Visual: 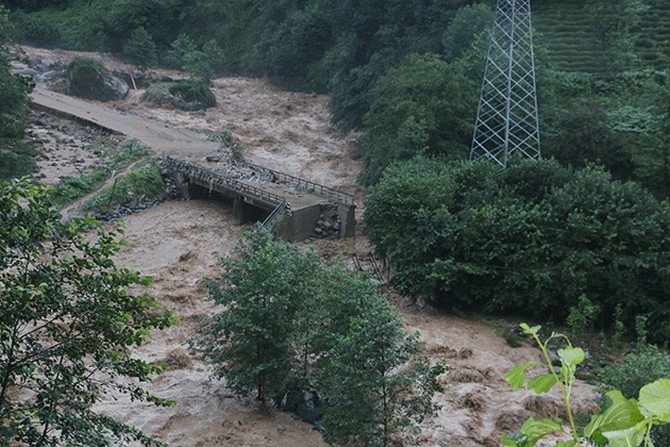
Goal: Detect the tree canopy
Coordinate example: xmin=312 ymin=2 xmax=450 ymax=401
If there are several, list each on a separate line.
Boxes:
xmin=0 ymin=7 xmax=36 ymax=180
xmin=0 ymin=178 xmax=176 ymax=446
xmin=364 ymin=157 xmax=670 ymax=343
xmin=195 ymin=227 xmax=444 ymax=447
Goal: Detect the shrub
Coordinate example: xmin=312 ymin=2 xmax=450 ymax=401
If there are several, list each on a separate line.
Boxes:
xmin=364 ymin=158 xmax=670 ymax=342
xmin=599 ymin=346 xmax=670 ymax=446
xmin=8 ymin=10 xmax=61 ymax=46
xmin=50 ymin=167 xmax=109 ymax=207
xmin=143 ymin=80 xmax=215 ymax=110
xmin=600 ymin=346 xmax=670 ymax=399
xmin=168 ymin=79 xmax=215 ymax=108
xmin=83 ymin=163 xmax=164 ymax=212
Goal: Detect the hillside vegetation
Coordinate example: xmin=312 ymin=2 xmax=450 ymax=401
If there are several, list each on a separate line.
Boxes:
xmin=4 ymin=0 xmax=670 ymax=361
xmin=533 ymin=0 xmax=670 ymax=73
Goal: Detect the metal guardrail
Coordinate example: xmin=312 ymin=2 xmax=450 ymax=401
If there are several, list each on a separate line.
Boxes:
xmin=262 ymin=200 xmax=291 ymax=231
xmin=163 ymin=156 xmax=285 ymax=207
xmin=244 ymin=162 xmax=355 ymax=205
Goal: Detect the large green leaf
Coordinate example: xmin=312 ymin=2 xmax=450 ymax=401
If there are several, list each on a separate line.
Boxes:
xmin=585 ymin=390 xmax=645 ymax=440
xmin=600 ymin=426 xmax=646 ymax=447
xmin=558 ymin=346 xmax=585 ymax=368
xmin=519 ymin=417 xmax=564 ymax=446
xmin=528 ymin=373 xmax=558 ymax=394
xmin=638 ymin=378 xmax=670 ymax=422
xmin=504 ymin=361 xmax=539 ymax=389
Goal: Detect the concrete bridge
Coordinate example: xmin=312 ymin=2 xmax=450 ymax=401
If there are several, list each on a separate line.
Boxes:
xmin=164 ymin=156 xmax=355 ymax=241
xmin=30 ymin=87 xmax=356 ymax=241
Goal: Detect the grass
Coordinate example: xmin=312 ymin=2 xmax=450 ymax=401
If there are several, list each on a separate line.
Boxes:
xmin=47 ymin=139 xmax=167 ymax=216
xmin=49 ymin=167 xmax=109 ymax=207
xmin=109 ymin=140 xmax=151 ymax=169
xmin=83 ymin=162 xmax=165 ymax=213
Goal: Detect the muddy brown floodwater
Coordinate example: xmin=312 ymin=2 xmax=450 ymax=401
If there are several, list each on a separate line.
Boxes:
xmin=16 ymin=45 xmax=598 ymax=447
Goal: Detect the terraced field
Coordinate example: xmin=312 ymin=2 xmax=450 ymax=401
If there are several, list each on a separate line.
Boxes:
xmin=532 ymin=0 xmax=670 ymax=73
xmin=635 ymin=0 xmax=670 ymax=70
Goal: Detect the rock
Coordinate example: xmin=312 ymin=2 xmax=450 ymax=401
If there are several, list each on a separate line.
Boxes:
xmin=66 ymin=57 xmax=129 ymax=102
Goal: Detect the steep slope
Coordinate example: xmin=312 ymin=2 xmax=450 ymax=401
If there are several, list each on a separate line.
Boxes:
xmin=634 ymin=0 xmax=670 ymax=70
xmin=532 ymin=0 xmax=602 ymax=74
xmin=532 ymin=0 xmax=670 ymax=73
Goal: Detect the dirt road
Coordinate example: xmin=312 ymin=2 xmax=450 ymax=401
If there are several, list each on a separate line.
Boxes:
xmin=31 ymin=87 xmax=219 ymax=159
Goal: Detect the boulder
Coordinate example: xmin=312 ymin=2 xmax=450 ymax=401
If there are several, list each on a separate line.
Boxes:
xmin=66 ymin=56 xmax=128 ymax=102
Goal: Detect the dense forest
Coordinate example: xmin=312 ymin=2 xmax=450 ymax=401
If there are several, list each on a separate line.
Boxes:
xmin=2 ymin=0 xmax=670 ymax=341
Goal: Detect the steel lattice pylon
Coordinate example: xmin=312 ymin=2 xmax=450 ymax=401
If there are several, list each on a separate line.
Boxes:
xmin=470 ymin=0 xmax=540 ymax=167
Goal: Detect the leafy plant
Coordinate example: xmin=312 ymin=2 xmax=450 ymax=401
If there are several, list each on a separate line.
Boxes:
xmin=599 ymin=345 xmax=670 ymax=446
xmin=503 ymin=323 xmax=670 ymax=447
xmin=83 ymin=163 xmax=164 ymax=212
xmin=0 ymin=177 xmax=176 ymax=446
xmin=503 ymin=323 xmax=586 ymax=446
xmin=50 ymin=167 xmax=108 ymax=207
xmin=566 ymin=295 xmax=601 ymax=339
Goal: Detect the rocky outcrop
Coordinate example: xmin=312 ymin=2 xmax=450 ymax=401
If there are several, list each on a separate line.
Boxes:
xmin=66 ymin=56 xmax=128 ymax=102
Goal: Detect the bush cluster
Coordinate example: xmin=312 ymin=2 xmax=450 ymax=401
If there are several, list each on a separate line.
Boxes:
xmin=364 ymin=157 xmax=670 ymax=343
xmin=599 ymin=346 xmax=670 ymax=446
xmin=195 ymin=227 xmax=444 ymax=447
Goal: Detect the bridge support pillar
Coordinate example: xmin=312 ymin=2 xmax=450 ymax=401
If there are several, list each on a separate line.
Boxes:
xmin=337 ymin=203 xmax=356 ymax=238
xmin=233 ymin=196 xmax=247 ymax=225
xmin=173 ymin=171 xmax=191 ymax=199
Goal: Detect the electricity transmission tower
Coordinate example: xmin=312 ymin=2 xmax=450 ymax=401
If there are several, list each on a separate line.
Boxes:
xmin=470 ymin=0 xmax=541 ymax=167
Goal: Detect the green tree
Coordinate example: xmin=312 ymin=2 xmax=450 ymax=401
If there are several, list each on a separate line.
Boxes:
xmin=196 ymin=227 xmax=319 ymax=400
xmin=543 ymin=99 xmax=633 ymax=181
xmin=122 ymin=26 xmax=158 ymax=70
xmin=317 ymin=294 xmax=444 ymax=447
xmin=165 ymin=34 xmax=225 ymax=82
xmin=442 ymin=2 xmax=493 ymax=62
xmin=358 ymin=53 xmax=477 ymax=185
xmin=0 ymin=178 xmax=176 ymax=446
xmin=104 ymin=0 xmax=179 ymax=52
xmin=0 ymin=9 xmax=37 ymax=180
xmin=268 ymin=6 xmax=333 ymax=92
xmin=196 ymin=227 xmax=444 ymax=444
xmin=165 ymin=33 xmax=197 ymax=69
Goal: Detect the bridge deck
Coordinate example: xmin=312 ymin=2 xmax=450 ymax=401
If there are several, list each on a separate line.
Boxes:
xmin=30 ymin=86 xmax=356 ymax=239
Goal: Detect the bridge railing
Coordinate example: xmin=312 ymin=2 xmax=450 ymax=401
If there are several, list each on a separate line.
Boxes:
xmin=163 ymin=156 xmax=286 ymax=207
xmin=262 ymin=200 xmax=291 ymax=231
xmin=244 ymin=162 xmax=355 ymax=205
